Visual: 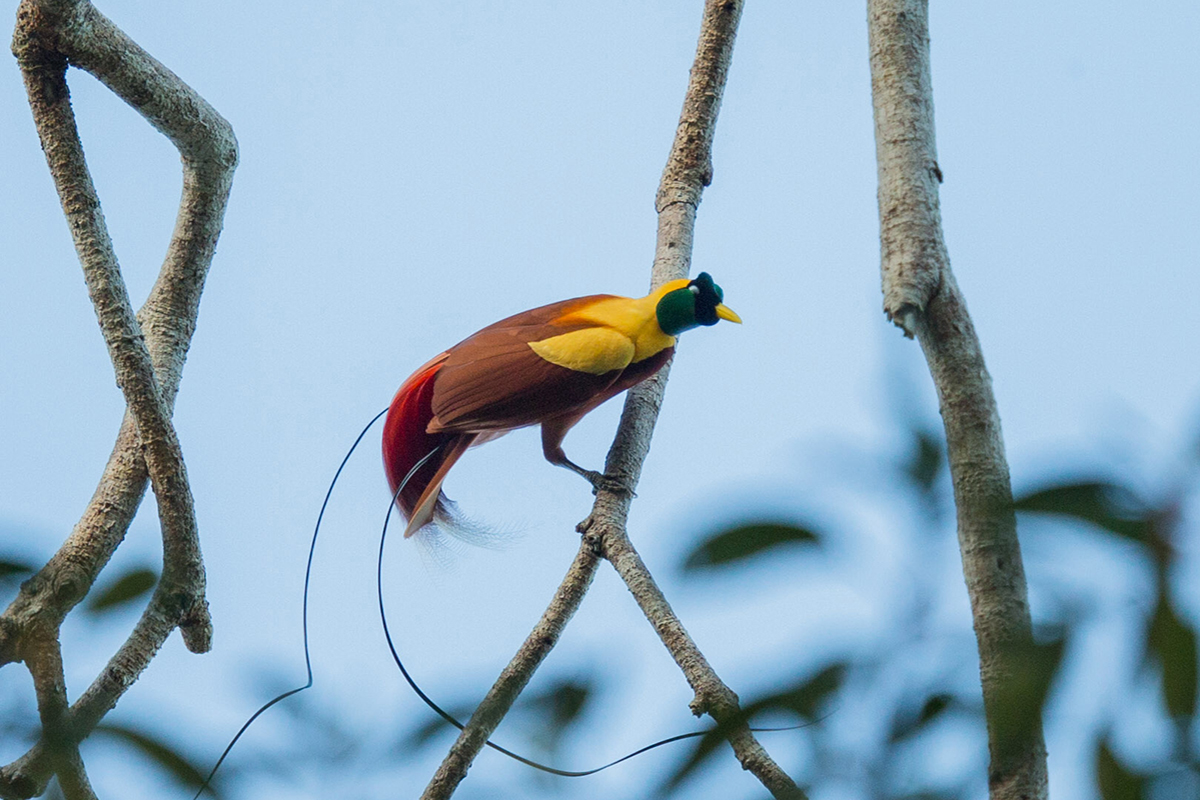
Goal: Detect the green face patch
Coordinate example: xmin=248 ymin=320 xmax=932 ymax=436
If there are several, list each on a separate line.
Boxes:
xmin=656 ymin=272 xmax=726 ymax=335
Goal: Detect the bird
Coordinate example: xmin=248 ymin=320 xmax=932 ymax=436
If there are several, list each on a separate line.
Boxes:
xmin=382 ymin=272 xmax=741 ymax=538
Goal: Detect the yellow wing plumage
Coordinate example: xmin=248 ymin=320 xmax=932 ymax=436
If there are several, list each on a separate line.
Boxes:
xmin=527 ymin=327 xmax=637 ymax=375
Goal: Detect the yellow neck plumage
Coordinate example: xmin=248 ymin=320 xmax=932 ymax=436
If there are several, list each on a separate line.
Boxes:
xmin=526 ymin=280 xmax=687 ymax=375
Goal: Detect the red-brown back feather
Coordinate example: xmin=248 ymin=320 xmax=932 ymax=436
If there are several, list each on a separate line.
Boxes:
xmin=429 ymin=295 xmax=623 ymax=433
xmin=384 ymin=294 xmax=674 ymax=537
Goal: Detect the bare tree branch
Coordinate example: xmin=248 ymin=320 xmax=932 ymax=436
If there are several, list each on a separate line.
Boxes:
xmin=418 ymin=545 xmax=601 ymax=800
xmin=23 ymin=637 xmax=96 ymax=800
xmin=594 ymin=1 xmax=802 ymax=796
xmin=17 ymin=0 xmax=211 ymax=653
xmin=598 ymin=526 xmax=805 ymax=799
xmin=866 ymin=2 xmax=1048 ymax=798
xmin=0 ymin=1 xmax=236 ymax=797
xmin=419 ymin=1 xmax=803 ymax=798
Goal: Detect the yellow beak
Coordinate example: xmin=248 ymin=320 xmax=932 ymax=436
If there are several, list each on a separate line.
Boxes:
xmin=715 ymin=303 xmax=742 ymax=324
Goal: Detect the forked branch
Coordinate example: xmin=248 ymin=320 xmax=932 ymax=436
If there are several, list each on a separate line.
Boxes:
xmin=1 ymin=2 xmax=236 ymax=797
xmin=419 ymin=2 xmax=804 ymax=798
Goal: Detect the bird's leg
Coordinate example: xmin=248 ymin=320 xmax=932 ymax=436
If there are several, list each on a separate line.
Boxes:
xmin=550 ymin=453 xmax=637 ymax=498
xmin=555 ymin=454 xmax=606 ymax=490
xmin=541 ymin=422 xmax=632 ymax=496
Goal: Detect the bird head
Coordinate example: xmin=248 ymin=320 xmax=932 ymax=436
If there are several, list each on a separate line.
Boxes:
xmin=655 ymin=272 xmax=742 ymax=336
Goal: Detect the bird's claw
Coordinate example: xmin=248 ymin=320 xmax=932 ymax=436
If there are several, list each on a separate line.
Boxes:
xmin=558 ymin=457 xmax=637 ymax=497
xmin=579 ymin=469 xmax=605 ymax=490
xmin=590 ymin=473 xmax=637 ymax=498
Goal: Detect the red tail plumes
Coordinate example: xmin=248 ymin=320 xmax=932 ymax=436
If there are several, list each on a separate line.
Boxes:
xmin=382 ymin=356 xmax=454 ymax=532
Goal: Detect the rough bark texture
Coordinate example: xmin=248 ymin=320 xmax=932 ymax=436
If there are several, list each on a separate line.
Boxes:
xmin=866 ymin=2 xmax=1048 ymax=798
xmin=0 ymin=2 xmax=236 ymax=797
xmin=419 ymin=1 xmax=804 ymax=799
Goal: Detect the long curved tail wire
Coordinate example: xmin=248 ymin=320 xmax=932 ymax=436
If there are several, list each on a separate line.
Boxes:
xmin=197 ymin=409 xmax=809 ymax=799
xmin=377 ymin=478 xmax=813 ymax=777
xmin=193 ymin=408 xmax=390 ymax=799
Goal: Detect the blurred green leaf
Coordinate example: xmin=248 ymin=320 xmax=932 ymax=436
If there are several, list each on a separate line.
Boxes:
xmin=86 ymin=567 xmax=157 ymax=614
xmin=1014 ymin=481 xmax=1150 ymax=542
xmin=524 ymin=677 xmax=593 ymax=732
xmin=889 ymin=692 xmax=955 ymax=743
xmin=905 ymin=428 xmax=945 ymax=493
xmin=1147 ymin=591 xmax=1198 ymax=719
xmin=1096 ymin=737 xmax=1146 ymax=800
xmin=681 ymin=521 xmax=820 ymax=572
xmin=748 ymin=663 xmax=847 ymax=720
xmin=517 ymin=677 xmax=596 ymax=756
xmin=991 ymin=636 xmax=1065 ymax=767
xmin=94 ymin=723 xmax=220 ymax=798
xmin=0 ymin=558 xmax=35 ymax=584
xmin=660 ymin=665 xmax=843 ymax=794
xmin=656 ymin=724 xmax=727 ymax=796
xmin=397 ymin=704 xmax=473 ymax=750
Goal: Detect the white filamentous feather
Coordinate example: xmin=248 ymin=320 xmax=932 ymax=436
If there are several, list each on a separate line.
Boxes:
xmin=403 ymin=497 xmax=523 ymax=572
xmin=431 ymin=499 xmax=519 ymax=551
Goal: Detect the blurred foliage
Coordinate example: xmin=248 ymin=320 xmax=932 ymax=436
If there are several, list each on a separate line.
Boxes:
xmin=990 ymin=636 xmax=1065 ymax=768
xmin=1013 ymin=482 xmax=1151 ymax=543
xmin=682 ymin=521 xmax=820 ymax=571
xmin=0 ymin=557 xmax=34 ymax=588
xmin=667 ymin=415 xmax=1200 ymax=799
xmin=93 ymin=723 xmax=222 ymax=799
xmin=521 ymin=676 xmax=597 ymax=757
xmin=1097 ymin=737 xmax=1145 ymax=800
xmin=0 ymin=559 xmax=226 ymax=798
xmin=85 ymin=566 xmax=158 ymax=614
xmin=4 ymin=409 xmax=1200 ymax=800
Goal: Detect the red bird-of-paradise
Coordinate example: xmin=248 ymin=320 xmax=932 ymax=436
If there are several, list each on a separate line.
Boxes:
xmin=382 ymin=272 xmax=741 ymax=538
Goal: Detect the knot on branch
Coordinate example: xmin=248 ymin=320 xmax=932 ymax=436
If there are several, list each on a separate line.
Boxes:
xmin=655 ymin=181 xmax=703 ymax=213
xmin=0 ymin=764 xmax=41 ymax=800
xmin=50 ymin=566 xmax=88 ymax=608
xmin=12 ymin=0 xmax=84 ymax=67
xmin=886 ymin=302 xmax=921 ymax=339
xmin=881 ymin=237 xmax=947 ymax=338
xmin=178 ymin=597 xmax=213 ymax=654
xmin=0 ymin=616 xmax=21 ymax=665
xmin=689 ymin=682 xmax=741 ymax=718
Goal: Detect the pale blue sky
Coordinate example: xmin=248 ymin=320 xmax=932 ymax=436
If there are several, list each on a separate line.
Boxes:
xmin=2 ymin=2 xmax=1198 ymax=798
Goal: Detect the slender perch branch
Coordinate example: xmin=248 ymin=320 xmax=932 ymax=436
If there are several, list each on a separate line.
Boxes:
xmin=596 ymin=526 xmax=804 ymax=799
xmin=866 ymin=2 xmax=1047 ymax=798
xmin=420 ymin=1 xmax=803 ymax=798
xmin=1 ymin=1 xmax=236 ymax=796
xmin=598 ymin=1 xmax=802 ymax=796
xmin=418 ymin=545 xmax=602 ymax=800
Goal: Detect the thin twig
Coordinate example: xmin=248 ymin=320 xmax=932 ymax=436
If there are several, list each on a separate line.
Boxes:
xmin=418 ymin=545 xmax=602 ymax=800
xmin=866 ymin=2 xmax=1047 ymax=798
xmin=598 ymin=526 xmax=805 ymax=799
xmin=0 ymin=1 xmax=236 ymax=797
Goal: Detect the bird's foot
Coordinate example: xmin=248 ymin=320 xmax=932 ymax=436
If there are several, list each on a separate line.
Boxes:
xmin=557 ymin=458 xmax=635 ymax=497
xmin=590 ymin=473 xmax=637 ymax=498
xmin=578 ymin=468 xmax=606 ymax=490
